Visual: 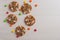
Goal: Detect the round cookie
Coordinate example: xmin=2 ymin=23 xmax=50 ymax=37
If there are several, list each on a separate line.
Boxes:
xmin=24 ymin=15 xmax=35 ymax=26
xmin=15 ymin=26 xmax=26 ymax=37
xmin=6 ymin=14 xmax=17 ymax=26
xmin=9 ymin=1 xmax=19 ymax=12
xmin=20 ymin=3 xmax=32 ymax=14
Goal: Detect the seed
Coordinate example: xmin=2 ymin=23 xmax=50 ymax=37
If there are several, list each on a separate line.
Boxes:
xmin=4 ymin=4 xmax=7 ymax=7
xmin=34 ymin=4 xmax=38 ymax=7
xmin=11 ymin=29 xmax=15 ymax=33
xmin=3 ymin=19 xmax=7 ymax=22
xmin=18 ymin=13 xmax=22 ymax=16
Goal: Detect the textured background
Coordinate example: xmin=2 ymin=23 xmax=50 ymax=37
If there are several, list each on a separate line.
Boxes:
xmin=0 ymin=0 xmax=60 ymax=40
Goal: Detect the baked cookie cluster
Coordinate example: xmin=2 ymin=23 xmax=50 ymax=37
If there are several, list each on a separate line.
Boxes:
xmin=4 ymin=0 xmax=36 ymax=38
xmin=6 ymin=14 xmax=17 ymax=26
xmin=15 ymin=26 xmax=26 ymax=37
xmin=9 ymin=1 xmax=19 ymax=12
xmin=24 ymin=15 xmax=35 ymax=26
xmin=20 ymin=3 xmax=32 ymax=14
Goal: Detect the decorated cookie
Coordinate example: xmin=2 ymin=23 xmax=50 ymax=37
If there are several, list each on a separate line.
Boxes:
xmin=6 ymin=14 xmax=17 ymax=26
xmin=20 ymin=3 xmax=32 ymax=14
xmin=9 ymin=1 xmax=19 ymax=12
xmin=24 ymin=15 xmax=35 ymax=26
xmin=15 ymin=26 xmax=26 ymax=37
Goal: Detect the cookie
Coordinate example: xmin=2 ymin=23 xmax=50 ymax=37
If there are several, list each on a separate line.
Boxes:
xmin=24 ymin=15 xmax=35 ymax=26
xmin=9 ymin=1 xmax=19 ymax=12
xmin=15 ymin=26 xmax=26 ymax=37
xmin=20 ymin=3 xmax=32 ymax=14
xmin=6 ymin=14 xmax=17 ymax=26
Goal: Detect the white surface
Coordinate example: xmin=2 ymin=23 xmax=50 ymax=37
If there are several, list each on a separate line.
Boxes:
xmin=0 ymin=0 xmax=60 ymax=40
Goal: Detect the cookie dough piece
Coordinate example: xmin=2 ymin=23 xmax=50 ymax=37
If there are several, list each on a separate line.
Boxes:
xmin=20 ymin=3 xmax=32 ymax=14
xmin=9 ymin=1 xmax=19 ymax=12
xmin=15 ymin=26 xmax=26 ymax=37
xmin=6 ymin=14 xmax=17 ymax=26
xmin=24 ymin=15 xmax=35 ymax=26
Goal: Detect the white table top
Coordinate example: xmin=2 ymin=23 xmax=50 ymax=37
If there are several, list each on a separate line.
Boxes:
xmin=0 ymin=0 xmax=60 ymax=40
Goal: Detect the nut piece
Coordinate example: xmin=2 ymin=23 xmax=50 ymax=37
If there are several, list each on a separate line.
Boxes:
xmin=15 ymin=26 xmax=26 ymax=37
xmin=9 ymin=1 xmax=19 ymax=12
xmin=6 ymin=14 xmax=17 ymax=26
xmin=20 ymin=3 xmax=32 ymax=14
xmin=24 ymin=15 xmax=35 ymax=26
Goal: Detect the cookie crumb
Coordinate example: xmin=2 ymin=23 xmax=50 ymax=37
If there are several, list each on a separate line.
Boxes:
xmin=10 ymin=24 xmax=13 ymax=27
xmin=27 ymin=27 xmax=30 ymax=30
xmin=34 ymin=4 xmax=38 ymax=7
xmin=18 ymin=13 xmax=22 ymax=16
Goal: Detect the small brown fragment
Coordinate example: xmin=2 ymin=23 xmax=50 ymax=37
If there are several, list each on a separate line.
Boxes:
xmin=35 ymin=4 xmax=38 ymax=7
xmin=27 ymin=27 xmax=30 ymax=30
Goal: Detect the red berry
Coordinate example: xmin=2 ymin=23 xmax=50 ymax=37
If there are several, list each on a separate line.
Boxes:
xmin=34 ymin=29 xmax=37 ymax=32
xmin=6 ymin=12 xmax=9 ymax=14
xmin=16 ymin=35 xmax=19 ymax=38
